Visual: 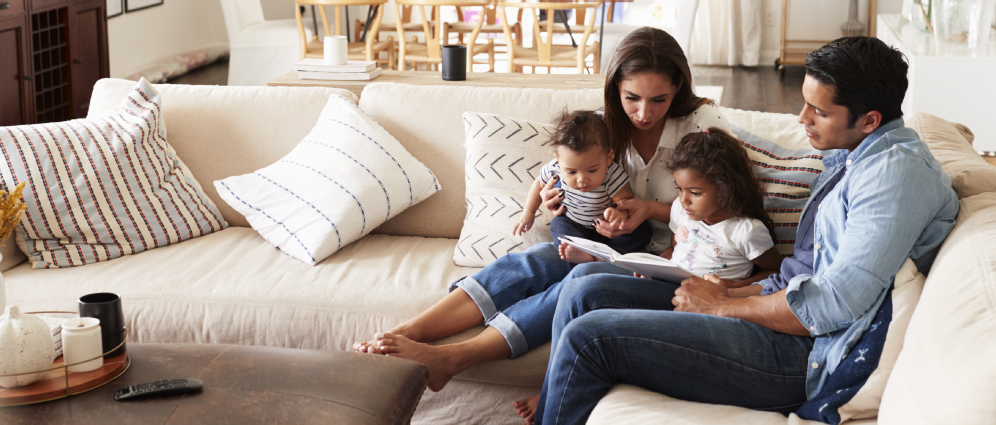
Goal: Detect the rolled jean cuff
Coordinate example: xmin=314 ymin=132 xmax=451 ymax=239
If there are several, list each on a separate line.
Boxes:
xmin=486 ymin=313 xmax=529 ymax=358
xmin=452 ymin=277 xmax=499 ymax=323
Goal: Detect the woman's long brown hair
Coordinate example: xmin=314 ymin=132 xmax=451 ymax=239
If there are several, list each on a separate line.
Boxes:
xmin=603 ymin=27 xmax=711 ymax=162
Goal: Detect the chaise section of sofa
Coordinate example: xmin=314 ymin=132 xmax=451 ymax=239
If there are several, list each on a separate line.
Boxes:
xmin=7 ymin=78 xmax=994 ymax=425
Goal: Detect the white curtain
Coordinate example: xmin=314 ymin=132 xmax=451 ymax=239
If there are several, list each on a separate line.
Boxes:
xmin=688 ymin=0 xmax=762 ymax=66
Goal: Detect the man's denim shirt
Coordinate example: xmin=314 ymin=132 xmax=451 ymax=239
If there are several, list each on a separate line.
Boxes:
xmin=757 ymin=118 xmax=959 ymax=399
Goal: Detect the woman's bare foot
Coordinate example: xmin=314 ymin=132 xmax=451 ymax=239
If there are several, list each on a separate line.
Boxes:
xmin=352 ymin=333 xmax=387 ymax=354
xmin=376 ymin=332 xmax=459 ymax=392
xmin=559 ymin=243 xmax=595 ymax=264
xmin=513 ymin=394 xmax=541 ymax=424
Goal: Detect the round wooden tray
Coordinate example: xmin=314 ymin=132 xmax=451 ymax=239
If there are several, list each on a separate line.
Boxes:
xmin=0 ymin=351 xmax=130 ymax=407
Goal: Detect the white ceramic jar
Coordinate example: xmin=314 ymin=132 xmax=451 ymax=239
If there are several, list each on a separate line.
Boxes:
xmin=61 ymin=317 xmax=103 ymax=373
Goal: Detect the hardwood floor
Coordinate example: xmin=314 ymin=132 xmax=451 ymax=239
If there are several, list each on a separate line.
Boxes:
xmin=167 ymin=60 xmax=808 ymax=114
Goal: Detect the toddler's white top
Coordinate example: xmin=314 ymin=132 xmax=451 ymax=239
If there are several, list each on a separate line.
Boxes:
xmin=668 ymin=198 xmax=774 ymax=279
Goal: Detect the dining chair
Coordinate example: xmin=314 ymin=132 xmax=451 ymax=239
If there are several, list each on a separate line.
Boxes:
xmin=353 ymin=4 xmax=426 ymax=44
xmin=395 ymin=0 xmax=495 ymax=72
xmin=443 ymin=0 xmax=522 ymax=55
xmin=294 ymin=0 xmax=396 ymax=70
xmin=499 ymin=0 xmax=601 ymax=74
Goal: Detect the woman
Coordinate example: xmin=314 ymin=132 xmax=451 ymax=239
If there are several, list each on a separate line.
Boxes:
xmin=352 ymin=26 xmax=733 ymax=398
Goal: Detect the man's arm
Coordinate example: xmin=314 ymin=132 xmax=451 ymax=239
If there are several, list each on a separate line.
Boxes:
xmin=673 ymin=276 xmax=809 ymax=335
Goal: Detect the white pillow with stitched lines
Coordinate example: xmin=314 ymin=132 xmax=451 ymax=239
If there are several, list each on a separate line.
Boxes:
xmin=216 ymin=95 xmax=441 ymax=265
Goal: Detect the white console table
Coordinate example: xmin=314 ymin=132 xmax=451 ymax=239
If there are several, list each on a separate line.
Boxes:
xmin=877 ymin=14 xmax=996 ymax=152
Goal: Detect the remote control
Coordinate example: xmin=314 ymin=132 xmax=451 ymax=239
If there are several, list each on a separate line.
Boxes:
xmin=114 ymin=378 xmax=203 ymax=401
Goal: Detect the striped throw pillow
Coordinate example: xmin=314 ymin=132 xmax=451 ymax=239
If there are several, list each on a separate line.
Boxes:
xmin=214 ymin=95 xmax=441 ymax=266
xmin=733 ymin=125 xmax=828 ymax=257
xmin=0 ymin=78 xmax=227 ymax=268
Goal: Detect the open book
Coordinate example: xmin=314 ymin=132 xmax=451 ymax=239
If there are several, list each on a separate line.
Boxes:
xmin=559 ymin=236 xmax=699 ymax=282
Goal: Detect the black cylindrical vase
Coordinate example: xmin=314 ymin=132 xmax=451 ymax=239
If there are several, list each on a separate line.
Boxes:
xmin=441 ymin=45 xmax=467 ymax=81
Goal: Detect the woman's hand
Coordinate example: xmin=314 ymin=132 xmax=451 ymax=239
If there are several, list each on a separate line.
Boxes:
xmin=593 ymin=197 xmax=652 ymax=239
xmin=539 ymin=176 xmax=566 ymax=216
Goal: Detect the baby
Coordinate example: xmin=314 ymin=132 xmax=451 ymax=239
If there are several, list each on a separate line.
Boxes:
xmin=513 ymin=110 xmax=652 ymax=263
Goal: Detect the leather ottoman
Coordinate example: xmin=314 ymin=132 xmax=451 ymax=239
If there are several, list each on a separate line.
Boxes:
xmin=0 ymin=343 xmax=429 ymax=425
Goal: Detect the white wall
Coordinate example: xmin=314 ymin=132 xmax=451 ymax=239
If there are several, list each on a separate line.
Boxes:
xmin=759 ymin=0 xmax=904 ymax=65
xmin=108 ymin=0 xmax=228 ymax=77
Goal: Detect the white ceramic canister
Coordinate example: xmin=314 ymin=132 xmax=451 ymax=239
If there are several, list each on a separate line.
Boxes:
xmin=324 ymin=35 xmax=348 ymax=65
xmin=61 ymin=317 xmax=103 ymax=373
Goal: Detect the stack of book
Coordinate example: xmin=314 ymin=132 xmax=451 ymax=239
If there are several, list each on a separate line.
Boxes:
xmin=294 ymin=58 xmax=382 ymax=81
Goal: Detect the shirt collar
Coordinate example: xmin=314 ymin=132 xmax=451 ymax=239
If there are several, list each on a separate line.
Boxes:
xmin=847 ymin=118 xmax=905 ymax=165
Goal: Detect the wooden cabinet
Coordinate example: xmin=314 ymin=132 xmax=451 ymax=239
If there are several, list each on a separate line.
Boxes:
xmin=0 ymin=0 xmax=108 ymax=126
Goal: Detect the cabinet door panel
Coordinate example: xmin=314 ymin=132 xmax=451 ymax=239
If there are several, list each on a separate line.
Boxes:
xmin=0 ymin=17 xmax=28 ymax=126
xmin=70 ymin=5 xmax=102 ymax=118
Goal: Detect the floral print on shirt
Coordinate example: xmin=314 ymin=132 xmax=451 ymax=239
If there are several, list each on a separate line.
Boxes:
xmin=677 ymin=225 xmax=728 ymax=277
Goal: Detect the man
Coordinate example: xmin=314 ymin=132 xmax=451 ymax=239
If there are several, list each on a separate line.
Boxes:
xmin=533 ymin=36 xmax=959 ymax=425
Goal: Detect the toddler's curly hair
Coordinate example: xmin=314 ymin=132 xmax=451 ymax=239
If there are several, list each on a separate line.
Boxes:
xmin=667 ymin=128 xmax=776 ymax=241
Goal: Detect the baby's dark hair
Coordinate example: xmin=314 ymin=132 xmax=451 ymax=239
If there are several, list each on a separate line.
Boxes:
xmin=666 ymin=128 xmax=776 ymax=241
xmin=550 ymin=110 xmax=611 ymax=154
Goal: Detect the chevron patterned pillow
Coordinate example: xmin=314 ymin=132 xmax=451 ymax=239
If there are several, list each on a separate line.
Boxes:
xmin=454 ymin=112 xmax=557 ymax=267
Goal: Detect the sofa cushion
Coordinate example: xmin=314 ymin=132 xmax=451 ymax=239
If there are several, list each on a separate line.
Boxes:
xmin=216 ymin=95 xmax=441 ymax=265
xmin=454 ymin=112 xmax=557 ymax=267
xmin=86 ymin=78 xmax=360 ymax=229
xmin=2 ymin=227 xmax=549 ymax=387
xmin=906 ymin=112 xmax=996 ymax=199
xmin=359 ymin=83 xmax=604 ymax=239
xmin=879 ymin=192 xmax=996 ymax=424
xmin=0 ymin=78 xmax=226 ymax=268
xmin=587 ymin=384 xmax=841 ymax=425
xmin=732 ymin=125 xmax=827 ymax=257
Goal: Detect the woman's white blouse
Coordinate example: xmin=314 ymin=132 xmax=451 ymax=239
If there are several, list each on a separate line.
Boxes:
xmin=622 ymin=102 xmax=733 ymax=254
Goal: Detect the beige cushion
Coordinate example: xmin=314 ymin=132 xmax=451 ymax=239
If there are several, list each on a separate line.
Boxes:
xmin=86 ymin=79 xmax=359 ymax=228
xmin=359 ymin=82 xmax=603 ymax=239
xmin=906 ymin=112 xmax=996 ymax=199
xmin=454 ymin=113 xmax=556 ymax=267
xmin=719 ymin=107 xmax=813 ymax=150
xmin=587 ymin=384 xmax=841 ymax=425
xmin=879 ymin=192 xmax=996 ymax=424
xmin=836 ymin=259 xmax=924 ymax=422
xmin=2 ymin=227 xmax=548 ymax=387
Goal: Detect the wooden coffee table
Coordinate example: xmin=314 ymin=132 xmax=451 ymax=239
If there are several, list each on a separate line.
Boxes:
xmin=0 ymin=343 xmax=429 ymax=425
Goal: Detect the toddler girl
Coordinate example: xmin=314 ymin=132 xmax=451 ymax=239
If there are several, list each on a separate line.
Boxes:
xmin=662 ymin=127 xmax=784 ymax=281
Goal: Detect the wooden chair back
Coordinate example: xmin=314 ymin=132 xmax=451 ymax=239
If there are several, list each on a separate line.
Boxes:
xmin=294 ymin=0 xmax=388 ymax=60
xmin=499 ymin=1 xmax=600 ymax=67
xmin=395 ymin=0 xmax=489 ymax=60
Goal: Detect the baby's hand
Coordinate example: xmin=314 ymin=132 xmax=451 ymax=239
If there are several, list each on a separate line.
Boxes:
xmin=513 ymin=211 xmax=536 ymax=236
xmin=603 ymin=207 xmax=629 ymax=226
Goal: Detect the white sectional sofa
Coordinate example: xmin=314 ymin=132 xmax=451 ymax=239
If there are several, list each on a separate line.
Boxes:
xmin=4 ymin=79 xmax=995 ymax=425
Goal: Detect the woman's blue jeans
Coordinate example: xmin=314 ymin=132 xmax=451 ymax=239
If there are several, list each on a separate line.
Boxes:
xmin=452 ymin=243 xmax=633 ymax=357
xmin=535 ymin=272 xmax=814 ymax=425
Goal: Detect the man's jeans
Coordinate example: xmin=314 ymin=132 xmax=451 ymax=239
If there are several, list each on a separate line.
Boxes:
xmin=535 ymin=271 xmax=814 ymax=425
xmin=453 ymin=243 xmax=617 ymax=356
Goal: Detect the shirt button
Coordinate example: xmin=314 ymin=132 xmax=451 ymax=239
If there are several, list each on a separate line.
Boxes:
xmin=818 ymin=203 xmax=822 ymax=210
xmin=845 ymin=159 xmax=852 ymax=166
xmin=812 ymin=362 xmax=819 ymax=369
xmin=810 ymin=326 xmax=816 ymax=331
xmin=814 ymin=244 xmax=821 ymax=250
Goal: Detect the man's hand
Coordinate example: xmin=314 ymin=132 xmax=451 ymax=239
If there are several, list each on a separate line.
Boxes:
xmin=539 ymin=176 xmax=566 ymax=216
xmin=673 ymin=274 xmax=730 ymax=316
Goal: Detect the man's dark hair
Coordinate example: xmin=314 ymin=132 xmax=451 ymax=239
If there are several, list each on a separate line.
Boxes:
xmin=551 ymin=110 xmax=611 ymax=154
xmin=805 ymin=36 xmax=908 ymax=128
